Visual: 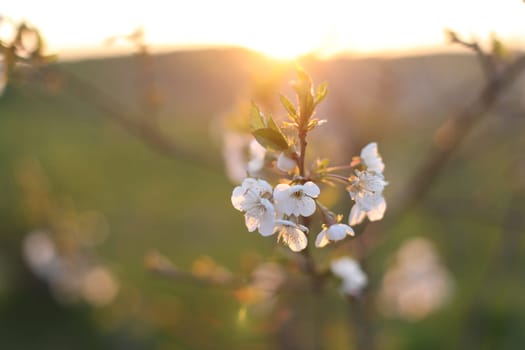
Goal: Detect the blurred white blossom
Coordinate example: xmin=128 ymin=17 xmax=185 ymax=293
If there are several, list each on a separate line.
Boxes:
xmin=378 ymin=237 xmax=454 ymax=321
xmin=247 ymin=139 xmax=267 ymax=175
xmin=223 ymin=133 xmax=266 ymax=183
xmin=251 ymin=262 xmax=286 ymax=302
xmin=277 ymin=152 xmax=296 ymax=172
xmin=22 ymin=230 xmax=57 ymax=278
xmin=22 ymin=230 xmax=120 ymax=307
xmin=223 ymin=132 xmax=251 ymax=183
xmin=330 ymin=256 xmax=367 ymax=296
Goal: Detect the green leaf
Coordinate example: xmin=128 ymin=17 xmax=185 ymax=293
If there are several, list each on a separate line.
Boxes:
xmin=249 ymin=103 xmax=265 ymax=131
xmin=316 ymin=158 xmax=330 ymax=169
xmin=252 ymin=128 xmax=289 ymax=151
xmin=266 ymin=114 xmax=280 ymax=131
xmin=279 ymin=94 xmax=297 ymax=119
xmin=314 ymin=82 xmax=328 ymax=106
xmin=266 ymin=114 xmax=289 ymax=147
xmin=292 ymin=67 xmax=312 ymax=97
xmin=296 ymin=67 xmax=312 ymax=88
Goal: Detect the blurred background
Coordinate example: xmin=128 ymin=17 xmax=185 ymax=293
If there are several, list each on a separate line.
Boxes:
xmin=1 ymin=1 xmax=525 ymax=349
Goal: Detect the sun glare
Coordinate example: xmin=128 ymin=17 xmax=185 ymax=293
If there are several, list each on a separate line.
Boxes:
xmin=3 ymin=0 xmax=525 ymax=59
xmin=245 ymin=39 xmax=318 ymax=60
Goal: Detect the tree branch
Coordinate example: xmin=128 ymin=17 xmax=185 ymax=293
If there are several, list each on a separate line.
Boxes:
xmin=396 ymin=53 xmax=525 ymax=215
xmin=36 ymin=65 xmax=219 ymax=171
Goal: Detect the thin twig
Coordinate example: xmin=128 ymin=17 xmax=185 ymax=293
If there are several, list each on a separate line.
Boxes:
xmin=145 ymin=251 xmax=240 ymax=289
xmin=446 ymin=30 xmax=496 ymax=81
xmin=38 ymin=65 xmax=219 ymax=171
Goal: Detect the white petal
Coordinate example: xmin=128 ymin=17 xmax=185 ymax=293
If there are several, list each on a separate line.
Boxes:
xmin=231 ymin=186 xmax=246 ymax=211
xmin=273 ymin=183 xmax=290 ymax=201
xmin=361 ymin=142 xmax=384 ymax=173
xmin=297 ymin=197 xmax=316 ymax=217
xmin=278 ymin=199 xmax=296 ymax=216
xmin=244 ymin=214 xmax=258 ymax=232
xmin=357 ymin=192 xmax=384 ymax=212
xmin=274 ymin=219 xmax=296 ymax=227
xmin=277 ymin=153 xmax=296 ymax=172
xmin=366 ymin=196 xmax=386 ymax=221
xmin=328 ymin=224 xmax=354 ymax=241
xmin=242 ymin=178 xmax=258 ymax=189
xmin=258 ymin=210 xmax=276 ymax=237
xmin=255 ymin=179 xmax=273 ymax=195
xmin=284 ymin=228 xmax=308 ymax=252
xmin=348 ymin=204 xmax=366 ymax=226
xmin=303 ymin=181 xmax=320 ymax=198
xmin=315 ymin=230 xmax=330 ymax=248
xmin=358 ymin=171 xmax=386 ymax=194
xmin=360 ymin=142 xmax=378 ymax=159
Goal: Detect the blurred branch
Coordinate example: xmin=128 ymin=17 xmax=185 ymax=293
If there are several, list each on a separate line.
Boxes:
xmin=2 ymin=21 xmax=218 ymax=171
xmin=396 ymin=45 xmax=525 ymax=214
xmin=42 ymin=65 xmax=218 ymax=171
xmin=445 ymin=30 xmax=497 ymax=80
xmin=346 ymin=33 xmax=525 ymax=350
xmin=347 ymin=296 xmax=376 ymax=350
xmin=145 ymin=251 xmax=240 ymax=289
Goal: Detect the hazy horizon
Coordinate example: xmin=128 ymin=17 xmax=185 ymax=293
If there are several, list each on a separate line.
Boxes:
xmin=3 ymin=0 xmax=525 ymax=61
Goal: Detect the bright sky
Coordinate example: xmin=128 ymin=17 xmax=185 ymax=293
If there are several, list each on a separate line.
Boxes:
xmin=2 ymin=0 xmax=525 ymax=60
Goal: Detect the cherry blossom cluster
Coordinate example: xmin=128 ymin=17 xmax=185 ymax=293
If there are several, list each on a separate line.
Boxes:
xmin=230 ymin=70 xmax=388 ymax=253
xmin=231 ymin=142 xmax=387 ymax=252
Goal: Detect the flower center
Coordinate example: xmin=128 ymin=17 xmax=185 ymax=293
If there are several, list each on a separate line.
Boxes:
xmin=292 ymin=190 xmax=304 ymax=199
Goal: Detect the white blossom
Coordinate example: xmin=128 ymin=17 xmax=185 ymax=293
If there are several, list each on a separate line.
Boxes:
xmin=247 ymin=139 xmax=267 ymax=175
xmin=274 ymin=181 xmax=320 ymax=217
xmin=378 ymin=237 xmax=454 ymax=321
xmin=273 ymin=219 xmax=308 ymax=252
xmin=222 ymin=134 xmax=266 ymax=184
xmin=330 ymin=256 xmax=367 ymax=296
xmin=277 ymin=152 xmax=296 ymax=172
xmin=315 ymin=223 xmax=354 ymax=248
xmin=360 ymin=142 xmax=384 ymax=173
xmin=231 ymin=178 xmax=275 ymax=236
xmin=22 ymin=230 xmax=57 ymax=278
xmin=223 ymin=132 xmax=251 ymax=183
xmin=348 ymin=170 xmax=387 ymax=225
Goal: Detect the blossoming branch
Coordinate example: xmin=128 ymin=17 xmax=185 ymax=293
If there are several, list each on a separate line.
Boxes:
xmin=230 ymin=69 xmax=388 ymax=255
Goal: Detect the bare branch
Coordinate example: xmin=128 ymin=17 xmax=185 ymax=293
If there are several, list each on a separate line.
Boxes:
xmin=145 ymin=251 xmax=239 ymax=289
xmin=396 ymin=53 xmax=525 ymax=214
xmin=445 ymin=29 xmax=497 ymax=81
xmin=40 ymin=65 xmax=219 ymax=171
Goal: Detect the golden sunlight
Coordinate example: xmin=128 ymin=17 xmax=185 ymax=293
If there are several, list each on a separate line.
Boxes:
xmin=246 ymin=39 xmax=317 ymax=60
xmin=2 ymin=0 xmax=525 ymax=58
